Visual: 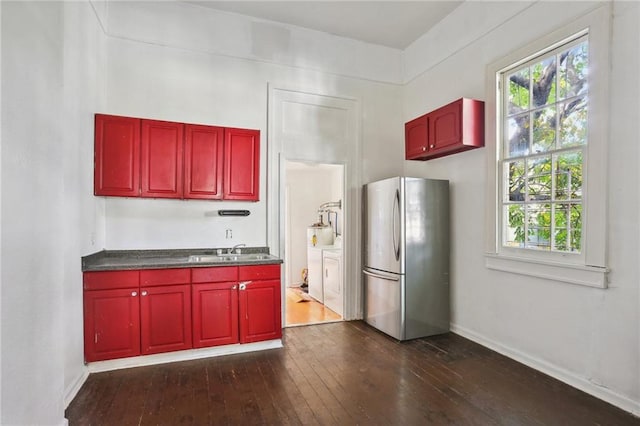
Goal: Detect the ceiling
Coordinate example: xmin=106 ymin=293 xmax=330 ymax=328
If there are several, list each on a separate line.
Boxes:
xmin=187 ymin=1 xmax=463 ymax=49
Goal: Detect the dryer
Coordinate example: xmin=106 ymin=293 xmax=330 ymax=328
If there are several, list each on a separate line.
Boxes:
xmin=322 ymin=249 xmax=343 ymax=316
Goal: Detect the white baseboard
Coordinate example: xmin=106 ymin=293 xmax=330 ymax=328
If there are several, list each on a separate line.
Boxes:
xmin=87 ymin=339 xmax=283 ymax=373
xmin=64 ymin=368 xmax=89 ymax=408
xmin=450 ymin=323 xmax=640 ymax=417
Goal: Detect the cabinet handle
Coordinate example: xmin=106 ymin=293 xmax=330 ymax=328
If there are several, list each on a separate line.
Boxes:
xmin=232 ymin=285 xmax=237 ymax=290
xmin=141 ymin=290 xmax=148 ymax=296
xmin=422 ymin=147 xmax=426 ymax=151
xmin=430 ymin=144 xmax=434 ymax=148
xmin=238 ymin=281 xmax=252 ymax=291
xmin=131 ymin=291 xmax=138 ymax=297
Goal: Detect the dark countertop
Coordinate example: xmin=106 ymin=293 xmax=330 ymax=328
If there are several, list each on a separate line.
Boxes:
xmin=82 ymin=247 xmax=282 ymax=272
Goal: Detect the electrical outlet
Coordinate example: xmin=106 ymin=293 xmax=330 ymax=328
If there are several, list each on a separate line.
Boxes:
xmin=225 ymin=229 xmax=233 ymax=239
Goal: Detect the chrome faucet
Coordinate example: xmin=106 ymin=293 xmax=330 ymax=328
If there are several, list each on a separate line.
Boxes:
xmin=228 ymin=243 xmax=246 ymax=254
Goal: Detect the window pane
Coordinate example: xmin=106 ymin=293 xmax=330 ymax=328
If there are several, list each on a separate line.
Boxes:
xmin=527 ymin=156 xmax=552 ymax=201
xmin=508 ymin=68 xmax=530 ymax=115
xmin=526 ymin=203 xmax=551 ymax=250
xmin=531 ymin=57 xmax=557 ymax=107
xmin=506 ymin=113 xmax=530 ymax=157
xmin=499 ymin=35 xmax=588 ymax=255
xmin=554 ymin=151 xmax=583 ymax=200
xmin=504 ymin=160 xmax=525 ymax=201
xmin=504 ymin=205 xmax=525 ymax=247
xmin=559 ymin=42 xmax=588 ymax=100
xmin=559 ymin=97 xmax=587 ymax=147
xmin=554 ymin=203 xmax=582 ymax=252
xmin=570 ymin=204 xmax=582 ymax=252
xmin=532 ymin=106 xmax=556 ymax=153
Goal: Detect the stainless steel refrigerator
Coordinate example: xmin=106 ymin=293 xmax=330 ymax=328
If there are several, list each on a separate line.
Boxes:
xmin=363 ymin=176 xmax=449 ymax=340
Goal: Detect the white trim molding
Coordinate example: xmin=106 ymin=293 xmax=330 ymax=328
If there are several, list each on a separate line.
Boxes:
xmin=451 ymin=323 xmax=640 ymax=417
xmin=485 ymin=253 xmax=608 ymax=288
xmin=484 ymin=4 xmax=611 ymax=286
xmin=87 ymin=339 xmax=283 ymax=373
xmin=64 ymin=369 xmax=90 ymax=408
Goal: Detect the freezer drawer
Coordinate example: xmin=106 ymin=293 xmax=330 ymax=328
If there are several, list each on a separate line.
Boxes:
xmin=363 ymin=269 xmax=403 ymax=340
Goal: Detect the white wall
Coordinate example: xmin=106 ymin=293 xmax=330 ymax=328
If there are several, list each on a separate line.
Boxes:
xmin=102 ymin=1 xmax=403 ymax=250
xmin=62 ymin=0 xmax=107 ymax=406
xmin=402 ymin=0 xmax=639 ymax=414
xmin=0 ymin=1 xmax=105 ymax=423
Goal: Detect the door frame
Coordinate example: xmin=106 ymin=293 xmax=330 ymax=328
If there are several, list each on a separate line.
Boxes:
xmin=267 ymin=85 xmax=362 ymax=322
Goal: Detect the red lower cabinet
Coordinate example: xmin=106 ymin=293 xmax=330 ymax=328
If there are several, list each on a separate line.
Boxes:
xmin=238 ymin=265 xmax=282 ymax=343
xmin=140 ymin=284 xmax=192 ymax=355
xmin=83 ymin=264 xmax=281 ymax=362
xmin=192 ymin=282 xmax=239 ymax=348
xmin=83 ymin=287 xmax=141 ymax=362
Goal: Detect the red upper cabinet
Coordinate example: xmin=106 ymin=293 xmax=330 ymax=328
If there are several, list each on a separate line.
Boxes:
xmin=405 ymin=114 xmax=429 ymax=159
xmin=224 ymin=128 xmax=260 ymax=201
xmin=405 ymin=98 xmax=484 ymax=161
xmin=94 ymin=114 xmax=141 ymax=197
xmin=184 ymin=124 xmax=224 ymax=200
xmin=94 ymin=114 xmax=260 ymax=201
xmin=429 ymin=100 xmax=462 ymax=152
xmin=141 ymin=119 xmax=184 ymax=199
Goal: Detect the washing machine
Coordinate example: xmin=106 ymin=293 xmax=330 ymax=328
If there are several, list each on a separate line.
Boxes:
xmin=307 ymin=245 xmax=332 ymax=303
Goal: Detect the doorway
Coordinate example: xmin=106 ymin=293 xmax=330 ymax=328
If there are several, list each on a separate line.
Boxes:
xmin=268 ymin=87 xmax=363 ymax=325
xmin=284 ymin=160 xmax=344 ymax=327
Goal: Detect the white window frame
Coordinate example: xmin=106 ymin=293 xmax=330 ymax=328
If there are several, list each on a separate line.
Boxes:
xmin=485 ymin=5 xmax=610 ymax=288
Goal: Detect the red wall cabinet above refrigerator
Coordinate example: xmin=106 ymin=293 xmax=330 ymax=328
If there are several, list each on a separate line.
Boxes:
xmin=405 ymin=98 xmax=484 ymax=161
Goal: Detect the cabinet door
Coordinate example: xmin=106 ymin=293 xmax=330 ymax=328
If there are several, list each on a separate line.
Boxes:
xmin=223 ymin=128 xmax=260 ymax=201
xmin=140 ymin=284 xmax=192 ymax=355
xmin=83 ymin=288 xmax=140 ymax=362
xmin=184 ymin=124 xmax=224 ymax=200
xmin=192 ymin=282 xmax=239 ymax=348
xmin=94 ymin=114 xmax=141 ymax=196
xmin=141 ymin=119 xmax=184 ymax=199
xmin=428 ymin=100 xmax=462 ymax=153
xmin=404 ymin=114 xmax=429 ymax=160
xmin=238 ymin=279 xmax=282 ymax=343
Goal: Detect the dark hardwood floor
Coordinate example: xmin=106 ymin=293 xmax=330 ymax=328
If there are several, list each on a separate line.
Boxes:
xmin=66 ymin=321 xmax=639 ymax=425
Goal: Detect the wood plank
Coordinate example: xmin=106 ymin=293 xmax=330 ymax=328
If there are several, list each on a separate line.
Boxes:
xmin=285 ymin=288 xmax=341 ymax=325
xmin=66 ymin=322 xmax=640 ymax=426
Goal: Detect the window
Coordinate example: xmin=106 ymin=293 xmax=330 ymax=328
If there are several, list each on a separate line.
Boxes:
xmin=484 ymin=5 xmax=609 ymax=288
xmin=501 ymin=36 xmax=588 ymax=254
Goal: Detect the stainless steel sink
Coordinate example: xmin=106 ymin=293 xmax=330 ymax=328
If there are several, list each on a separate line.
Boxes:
xmin=188 ymin=253 xmax=276 ymax=263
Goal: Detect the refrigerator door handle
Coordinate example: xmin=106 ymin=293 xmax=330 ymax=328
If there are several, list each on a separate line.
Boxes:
xmin=363 ymin=269 xmax=400 ymax=282
xmin=392 ymin=189 xmax=400 ymax=261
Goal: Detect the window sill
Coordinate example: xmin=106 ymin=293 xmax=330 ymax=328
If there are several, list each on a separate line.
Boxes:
xmin=485 ymin=253 xmax=608 ymax=288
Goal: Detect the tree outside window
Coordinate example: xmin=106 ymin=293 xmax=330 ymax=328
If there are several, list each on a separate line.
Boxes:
xmin=501 ymin=37 xmax=588 ymax=253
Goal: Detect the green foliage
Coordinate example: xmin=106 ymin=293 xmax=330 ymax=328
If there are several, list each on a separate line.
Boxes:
xmin=503 ymin=40 xmax=587 ymax=253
